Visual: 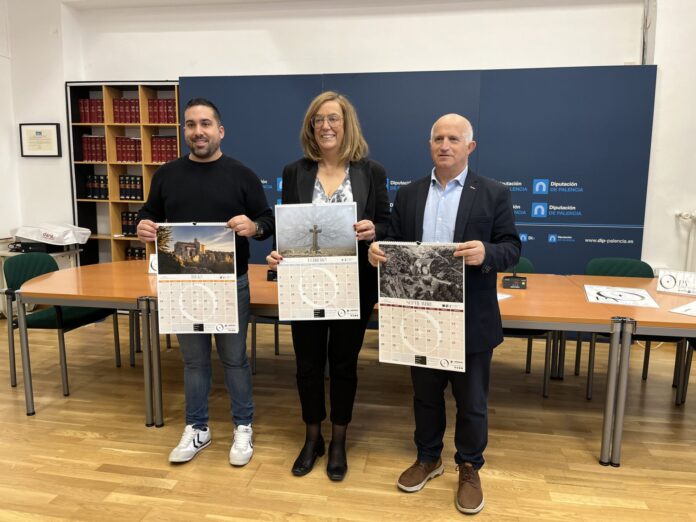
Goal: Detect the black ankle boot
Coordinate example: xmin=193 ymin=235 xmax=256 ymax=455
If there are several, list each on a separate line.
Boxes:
xmin=326 ymin=440 xmax=347 ymax=481
xmin=291 ymin=435 xmax=325 ymax=476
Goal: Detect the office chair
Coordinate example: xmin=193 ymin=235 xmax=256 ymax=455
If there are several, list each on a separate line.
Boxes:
xmin=582 ymin=257 xmax=687 ymax=401
xmin=3 ymin=253 xmax=120 ymax=395
xmin=502 ymin=257 xmax=555 ymax=396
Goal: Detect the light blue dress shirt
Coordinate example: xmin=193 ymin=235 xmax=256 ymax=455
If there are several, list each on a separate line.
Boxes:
xmin=422 ymin=166 xmax=468 ymax=243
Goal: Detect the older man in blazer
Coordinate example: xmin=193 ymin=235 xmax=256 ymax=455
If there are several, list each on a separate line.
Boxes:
xmin=369 ymin=114 xmax=520 ymax=515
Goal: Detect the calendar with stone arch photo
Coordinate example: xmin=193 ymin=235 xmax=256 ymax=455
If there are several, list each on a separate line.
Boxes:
xmin=155 ymin=223 xmax=238 ymax=334
xmin=275 ymin=202 xmax=360 ymax=321
xmin=378 ymin=242 xmax=465 ymax=372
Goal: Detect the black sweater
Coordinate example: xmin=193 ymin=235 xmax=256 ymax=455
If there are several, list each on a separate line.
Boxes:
xmin=138 ymin=154 xmax=274 ymax=276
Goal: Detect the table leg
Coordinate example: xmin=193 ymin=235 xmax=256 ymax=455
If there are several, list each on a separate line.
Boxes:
xmin=610 ymin=318 xmax=636 ymax=467
xmin=274 ymin=319 xmax=280 ymax=356
xmin=149 ymin=298 xmax=164 ymax=427
xmin=587 ymin=333 xmax=597 ymax=400
xmin=6 ymin=293 xmax=16 ymax=387
xmin=543 ymin=331 xmax=552 ymax=398
xmin=681 ymin=340 xmax=693 ymax=405
xmin=129 ymin=310 xmax=136 ymax=367
xmin=16 ymin=294 xmax=35 ymax=416
xmin=139 ymin=297 xmax=154 ymax=427
xmin=558 ymin=331 xmax=567 ymax=379
xmin=599 ymin=317 xmax=623 ymax=465
xmin=574 ymin=336 xmax=582 ymax=376
xmin=675 ymin=339 xmax=687 ymax=405
xmin=673 ymin=344 xmax=682 ymax=388
xmin=251 ymin=315 xmax=257 ymax=376
xmin=550 ymin=331 xmax=559 ymax=379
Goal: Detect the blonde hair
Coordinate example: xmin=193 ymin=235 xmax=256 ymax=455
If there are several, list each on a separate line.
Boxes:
xmin=300 ymin=91 xmax=369 ymax=163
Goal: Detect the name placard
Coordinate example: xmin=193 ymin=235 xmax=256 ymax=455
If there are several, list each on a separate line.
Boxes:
xmin=656 ymin=269 xmax=696 ymax=296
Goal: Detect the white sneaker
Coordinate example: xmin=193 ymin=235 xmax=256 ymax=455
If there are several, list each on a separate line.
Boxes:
xmin=168 ymin=425 xmax=211 ymax=463
xmin=229 ymin=424 xmax=253 ymax=466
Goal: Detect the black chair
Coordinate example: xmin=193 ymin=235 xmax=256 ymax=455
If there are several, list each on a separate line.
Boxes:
xmin=582 ymin=257 xmax=687 ymax=401
xmin=3 ymin=253 xmax=120 ymax=395
xmin=502 ymin=257 xmax=555 ymax=396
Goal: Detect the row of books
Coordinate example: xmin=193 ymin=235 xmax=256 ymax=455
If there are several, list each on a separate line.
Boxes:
xmin=125 ymin=247 xmax=146 ymax=261
xmin=81 ymin=135 xmax=106 ymax=162
xmin=115 ymin=137 xmax=143 ymax=163
xmin=78 ymin=99 xmax=104 ymax=123
xmin=113 ymin=98 xmax=140 ymax=123
xmin=121 ymin=212 xmax=139 ymax=237
xmin=119 ymin=175 xmax=144 ymax=201
xmin=77 ymin=98 xmax=176 ymax=125
xmin=84 ymin=174 xmax=109 ymax=199
xmin=151 ymin=136 xmax=179 ymax=163
xmin=148 ymin=99 xmax=177 ymax=124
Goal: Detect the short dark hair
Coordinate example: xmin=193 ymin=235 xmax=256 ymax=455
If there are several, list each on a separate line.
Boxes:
xmin=184 ymin=98 xmax=222 ymax=124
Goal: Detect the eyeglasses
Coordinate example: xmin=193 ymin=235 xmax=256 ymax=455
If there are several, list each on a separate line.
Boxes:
xmin=311 ymin=114 xmax=343 ymax=128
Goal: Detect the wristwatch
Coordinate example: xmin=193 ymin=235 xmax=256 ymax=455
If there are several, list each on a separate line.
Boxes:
xmin=254 ymin=221 xmax=264 ymax=237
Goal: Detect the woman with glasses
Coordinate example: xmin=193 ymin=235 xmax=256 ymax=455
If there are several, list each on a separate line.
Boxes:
xmin=267 ymin=91 xmax=390 ymax=481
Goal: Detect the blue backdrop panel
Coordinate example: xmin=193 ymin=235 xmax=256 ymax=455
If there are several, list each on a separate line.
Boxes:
xmin=323 ymin=71 xmax=480 ymax=202
xmin=477 ymin=66 xmax=655 ymax=273
xmin=179 ymin=66 xmax=656 ymax=273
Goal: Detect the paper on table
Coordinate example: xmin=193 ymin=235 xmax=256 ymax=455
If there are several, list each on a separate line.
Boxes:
xmin=584 ymin=285 xmax=659 ymax=308
xmin=497 ymin=293 xmax=512 ymax=301
xmin=670 ymin=300 xmax=696 ymax=317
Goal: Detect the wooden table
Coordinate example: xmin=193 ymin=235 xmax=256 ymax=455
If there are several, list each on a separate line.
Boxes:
xmin=565 ymin=275 xmax=696 ymax=465
xmin=14 ymin=263 xmax=695 ymax=466
xmin=14 ymin=261 xmax=160 ymax=425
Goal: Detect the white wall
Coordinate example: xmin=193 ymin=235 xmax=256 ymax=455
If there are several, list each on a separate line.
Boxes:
xmin=7 ymin=0 xmax=72 ymax=231
xmin=642 ymin=0 xmax=696 ymax=271
xmin=11 ymin=0 xmax=694 ymax=271
xmin=0 ymin=0 xmax=20 ymax=238
xmin=73 ymin=0 xmax=644 ymax=79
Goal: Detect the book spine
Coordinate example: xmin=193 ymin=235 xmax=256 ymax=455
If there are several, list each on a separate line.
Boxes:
xmin=148 ymin=98 xmax=156 ymax=123
xmin=78 ymin=99 xmax=87 ymax=123
xmin=167 ymin=99 xmax=175 ymax=123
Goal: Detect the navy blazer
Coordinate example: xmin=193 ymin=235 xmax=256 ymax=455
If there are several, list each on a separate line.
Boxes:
xmin=386 ymin=170 xmax=521 ymax=353
xmin=281 ymin=157 xmax=391 ymax=306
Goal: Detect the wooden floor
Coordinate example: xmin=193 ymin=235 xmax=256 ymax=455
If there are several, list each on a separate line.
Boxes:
xmin=0 ymin=316 xmax=694 ymax=521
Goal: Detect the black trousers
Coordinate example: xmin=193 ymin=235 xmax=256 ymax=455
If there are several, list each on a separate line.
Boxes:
xmin=411 ymin=349 xmax=493 ymax=469
xmin=291 ymin=295 xmax=375 ymax=425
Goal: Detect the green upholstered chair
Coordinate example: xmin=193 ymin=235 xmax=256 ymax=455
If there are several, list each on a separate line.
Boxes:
xmin=585 ymin=257 xmax=654 ymax=278
xmin=3 ymin=253 xmax=120 ymax=395
xmin=582 ymin=257 xmax=687 ymax=401
xmin=508 ymin=256 xmax=535 ymax=275
xmin=503 ymin=257 xmax=555 ymax=396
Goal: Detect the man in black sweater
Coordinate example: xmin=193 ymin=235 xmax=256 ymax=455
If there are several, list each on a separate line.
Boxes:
xmin=137 ymin=98 xmax=274 ymax=466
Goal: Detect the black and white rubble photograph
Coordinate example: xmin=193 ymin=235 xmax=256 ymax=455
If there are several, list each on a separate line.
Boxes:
xmin=379 ymin=242 xmax=464 ymax=303
xmin=276 ymin=202 xmax=357 ymax=257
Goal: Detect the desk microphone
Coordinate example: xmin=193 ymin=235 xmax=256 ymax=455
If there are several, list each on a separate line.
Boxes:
xmin=502 ymin=265 xmax=527 ymax=289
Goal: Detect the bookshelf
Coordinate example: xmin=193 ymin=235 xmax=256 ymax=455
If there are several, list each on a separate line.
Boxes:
xmin=66 ymin=81 xmax=180 ymax=264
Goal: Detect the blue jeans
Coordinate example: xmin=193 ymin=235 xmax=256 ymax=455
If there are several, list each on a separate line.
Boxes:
xmin=176 ymin=273 xmax=253 ymax=427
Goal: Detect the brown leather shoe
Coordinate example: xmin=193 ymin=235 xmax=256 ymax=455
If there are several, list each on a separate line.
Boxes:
xmin=397 ymin=458 xmax=444 ymax=492
xmin=455 ymin=463 xmax=484 ymax=514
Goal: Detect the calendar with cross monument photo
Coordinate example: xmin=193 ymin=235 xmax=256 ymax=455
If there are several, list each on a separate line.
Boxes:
xmin=275 ymin=202 xmax=360 ymax=321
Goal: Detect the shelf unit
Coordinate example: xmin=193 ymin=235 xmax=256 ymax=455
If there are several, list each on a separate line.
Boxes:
xmin=66 ymin=81 xmax=180 ymax=264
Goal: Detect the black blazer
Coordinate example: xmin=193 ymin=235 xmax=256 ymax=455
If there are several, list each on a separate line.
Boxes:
xmin=386 ymin=170 xmax=521 ymax=353
xmin=281 ymin=157 xmax=391 ymax=308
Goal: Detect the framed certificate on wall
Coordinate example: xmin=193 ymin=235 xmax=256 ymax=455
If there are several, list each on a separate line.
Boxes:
xmin=19 ymin=123 xmax=62 ymax=157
